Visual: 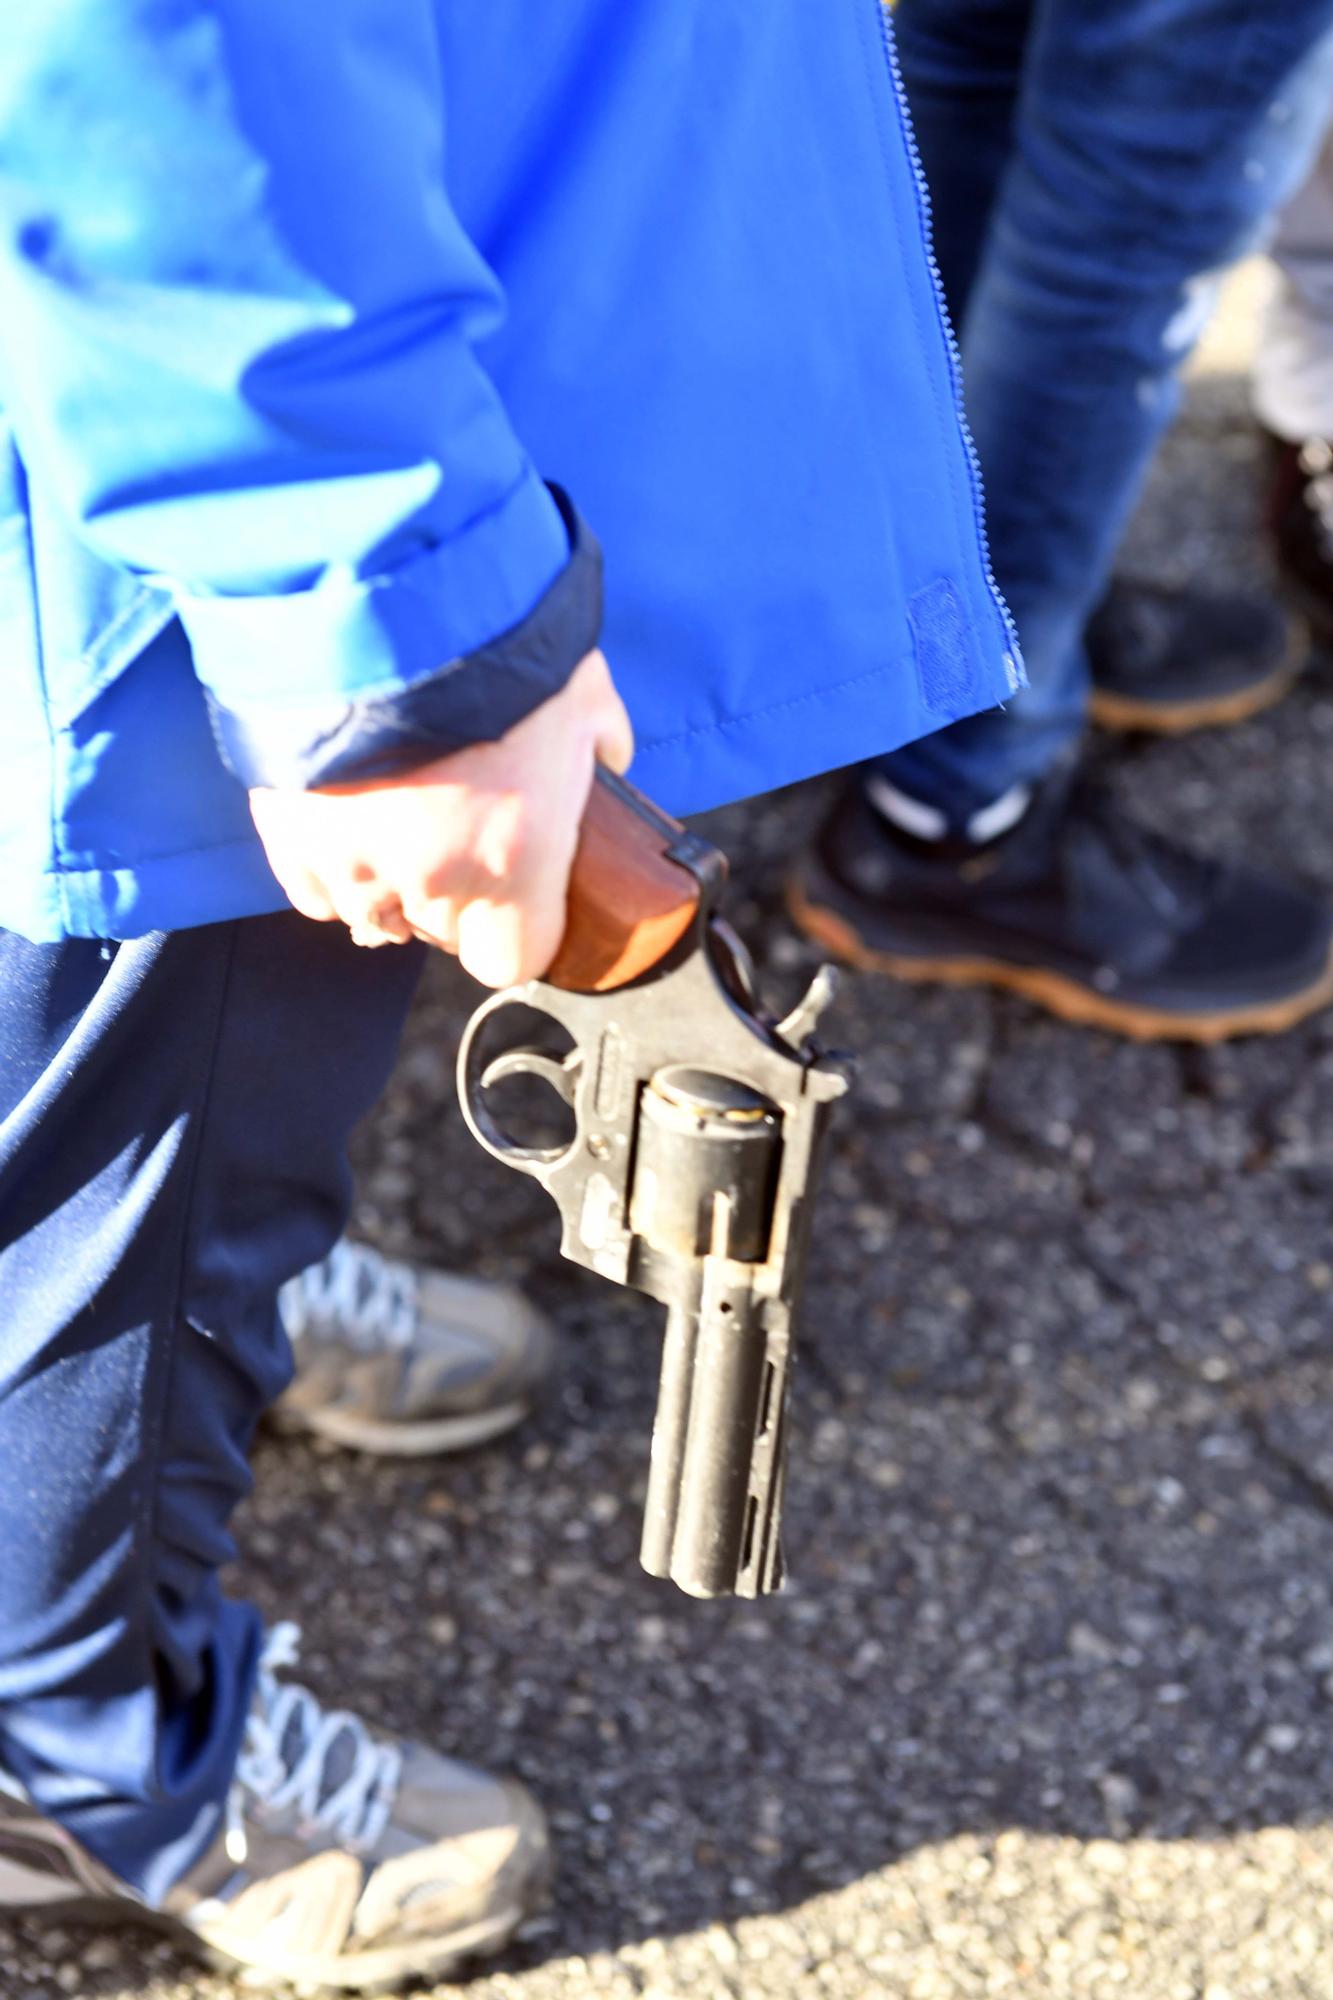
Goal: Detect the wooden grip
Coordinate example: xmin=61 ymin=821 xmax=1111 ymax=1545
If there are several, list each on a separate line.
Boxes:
xmin=545 ymin=770 xmax=702 ymax=993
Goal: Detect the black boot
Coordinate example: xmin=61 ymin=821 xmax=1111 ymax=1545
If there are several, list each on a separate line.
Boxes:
xmin=789 ymin=767 xmax=1333 ymax=1042
xmin=1087 ymin=578 xmax=1305 ymax=735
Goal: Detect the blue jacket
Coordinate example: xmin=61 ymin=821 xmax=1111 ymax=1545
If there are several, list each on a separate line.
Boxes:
xmin=0 ymin=1 xmax=1021 ymax=942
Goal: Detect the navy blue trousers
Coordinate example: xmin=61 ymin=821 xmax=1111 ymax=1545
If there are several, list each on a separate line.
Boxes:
xmin=0 ymin=916 xmax=425 ymax=1903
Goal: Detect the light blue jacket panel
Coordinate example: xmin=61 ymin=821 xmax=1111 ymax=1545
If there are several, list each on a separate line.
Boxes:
xmin=0 ymin=0 xmax=1020 ymax=942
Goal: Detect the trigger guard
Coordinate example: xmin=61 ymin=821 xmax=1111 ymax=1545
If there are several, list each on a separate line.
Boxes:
xmin=457 ymin=986 xmax=584 ymax=1176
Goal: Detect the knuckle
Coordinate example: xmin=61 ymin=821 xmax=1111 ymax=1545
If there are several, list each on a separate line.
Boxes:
xmin=418 ymin=855 xmax=470 ymax=904
xmin=401 ymin=894 xmax=456 ymax=948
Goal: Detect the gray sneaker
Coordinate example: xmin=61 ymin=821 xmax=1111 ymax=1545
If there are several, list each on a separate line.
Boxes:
xmin=275 ymin=1239 xmax=554 ymax=1457
xmin=0 ymin=1624 xmax=549 ymax=1994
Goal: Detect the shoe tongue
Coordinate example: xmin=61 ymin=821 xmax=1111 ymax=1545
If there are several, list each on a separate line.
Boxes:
xmin=317 ymin=1730 xmax=359 ymax=1807
xmin=347 ymin=1250 xmax=414 ymax=1347
xmin=276 ymin=1704 xmax=359 ymax=1814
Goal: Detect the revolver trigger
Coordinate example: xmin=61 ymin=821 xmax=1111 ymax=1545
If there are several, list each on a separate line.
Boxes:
xmin=706 ymin=917 xmax=759 ymax=1009
xmin=479 ymin=1045 xmax=582 ymax=1106
xmin=776 ymin=964 xmax=840 ymax=1048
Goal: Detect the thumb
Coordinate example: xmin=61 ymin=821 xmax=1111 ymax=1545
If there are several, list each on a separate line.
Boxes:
xmin=595 ymin=681 xmax=635 ymax=777
xmin=572 ymin=648 xmax=635 ymax=776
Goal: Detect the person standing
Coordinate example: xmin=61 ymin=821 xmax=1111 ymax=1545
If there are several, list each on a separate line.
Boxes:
xmin=1255 ymin=119 xmax=1333 ymax=641
xmin=794 ymin=0 xmax=1333 ymax=1043
xmin=0 ymin=2 xmax=1021 ymax=1988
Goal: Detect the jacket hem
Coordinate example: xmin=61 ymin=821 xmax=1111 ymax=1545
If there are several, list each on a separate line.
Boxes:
xmin=10 ymin=639 xmax=1015 ymax=941
xmin=631 ymin=649 xmax=1017 ymax=820
xmin=6 ymin=838 xmax=286 ymax=943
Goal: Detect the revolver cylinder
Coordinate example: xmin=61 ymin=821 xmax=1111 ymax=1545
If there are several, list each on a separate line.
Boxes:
xmin=630 ymin=1066 xmax=782 ymax=1264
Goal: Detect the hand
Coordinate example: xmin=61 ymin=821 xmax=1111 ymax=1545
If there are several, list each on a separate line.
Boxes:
xmin=248 ymin=649 xmax=634 ymax=987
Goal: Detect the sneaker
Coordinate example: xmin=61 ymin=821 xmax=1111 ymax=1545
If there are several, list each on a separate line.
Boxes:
xmin=0 ymin=1624 xmax=549 ymax=1993
xmin=1265 ymin=432 xmax=1333 ymax=648
xmin=788 ymin=767 xmax=1333 ymax=1042
xmin=1087 ymin=577 xmax=1306 ymax=734
xmin=275 ymin=1239 xmax=553 ymax=1458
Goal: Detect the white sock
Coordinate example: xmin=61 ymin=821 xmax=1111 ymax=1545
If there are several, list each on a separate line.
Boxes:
xmin=966 ymin=783 xmax=1033 ymax=844
xmin=866 ymin=772 xmax=1032 ymax=847
xmin=864 ymin=773 xmax=948 ymax=840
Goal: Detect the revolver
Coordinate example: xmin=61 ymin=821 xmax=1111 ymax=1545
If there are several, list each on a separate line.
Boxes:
xmin=457 ymin=770 xmax=849 ymax=1599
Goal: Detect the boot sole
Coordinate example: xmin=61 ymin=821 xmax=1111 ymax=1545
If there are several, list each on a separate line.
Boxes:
xmin=268 ymin=1396 xmax=531 ymax=1458
xmin=787 ymin=878 xmax=1333 ymax=1044
xmin=1089 ymin=619 xmax=1307 ymax=736
xmin=0 ymin=1789 xmax=551 ymax=1996
xmin=1 ymin=1889 xmax=528 ymax=1995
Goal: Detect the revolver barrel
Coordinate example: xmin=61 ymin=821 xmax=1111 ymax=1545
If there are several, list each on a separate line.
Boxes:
xmin=641 ymin=1290 xmax=786 ymax=1598
xmin=632 ymin=1066 xmax=788 ymax=1597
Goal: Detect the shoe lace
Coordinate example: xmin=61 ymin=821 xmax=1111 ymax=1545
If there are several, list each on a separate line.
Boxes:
xmin=281 ymin=1239 xmax=418 ymax=1352
xmin=225 ymin=1623 xmax=402 ymax=1863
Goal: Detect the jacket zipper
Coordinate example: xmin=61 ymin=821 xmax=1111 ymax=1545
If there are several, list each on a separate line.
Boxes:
xmin=873 ymin=0 xmax=1025 ymax=689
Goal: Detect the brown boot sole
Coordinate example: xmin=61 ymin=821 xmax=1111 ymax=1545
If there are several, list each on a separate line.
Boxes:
xmin=787 ymin=879 xmax=1333 ymax=1044
xmin=1089 ymin=619 xmax=1307 ymax=736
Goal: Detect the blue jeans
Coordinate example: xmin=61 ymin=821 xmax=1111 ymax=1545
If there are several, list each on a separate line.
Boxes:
xmin=0 ymin=918 xmax=425 ymax=1900
xmin=878 ymin=0 xmax=1333 ymax=819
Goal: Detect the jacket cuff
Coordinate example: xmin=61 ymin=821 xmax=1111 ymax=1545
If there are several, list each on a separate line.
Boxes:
xmin=190 ymin=480 xmax=602 ymax=789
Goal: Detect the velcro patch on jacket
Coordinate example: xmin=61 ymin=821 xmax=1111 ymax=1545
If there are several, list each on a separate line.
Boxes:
xmin=908 ymin=577 xmax=977 ymax=719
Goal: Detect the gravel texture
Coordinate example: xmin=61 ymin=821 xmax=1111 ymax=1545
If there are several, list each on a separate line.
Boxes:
xmin=8 ymin=277 xmax=1333 ymax=2000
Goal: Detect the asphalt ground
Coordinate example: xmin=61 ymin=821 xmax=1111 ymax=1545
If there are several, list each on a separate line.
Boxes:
xmin=10 ymin=275 xmax=1333 ymax=2000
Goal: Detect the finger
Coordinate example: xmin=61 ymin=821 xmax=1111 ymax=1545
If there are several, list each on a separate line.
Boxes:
xmin=573 ymin=650 xmax=634 ymax=776
xmin=373 ymin=907 xmax=416 ymax=944
xmin=341 ymin=891 xmax=415 ymax=945
xmin=279 ymin=867 xmax=339 ymax=923
xmin=456 ymin=895 xmax=563 ymax=989
xmin=401 ymin=895 xmax=461 ymax=955
xmin=249 ymin=789 xmax=340 ymax=920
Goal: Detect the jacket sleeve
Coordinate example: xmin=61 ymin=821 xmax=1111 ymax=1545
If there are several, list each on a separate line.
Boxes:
xmin=0 ymin=2 xmax=601 ymax=788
